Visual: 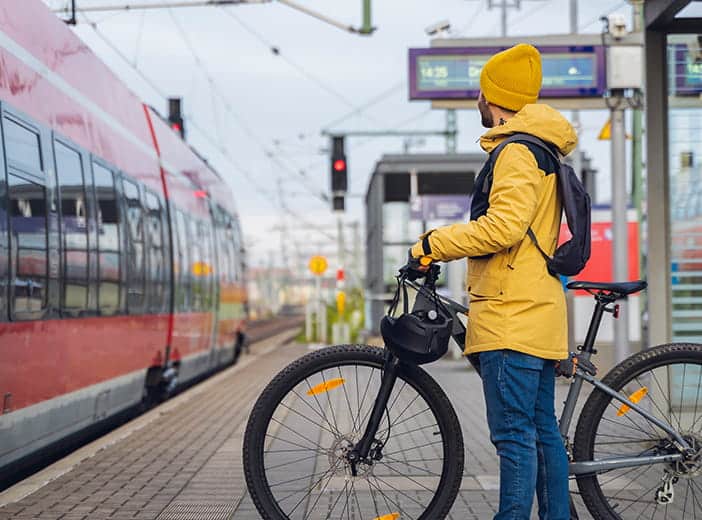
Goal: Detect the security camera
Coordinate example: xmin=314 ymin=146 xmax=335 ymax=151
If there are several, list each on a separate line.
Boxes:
xmin=425 ymin=20 xmax=451 ymax=37
xmin=607 ymin=13 xmax=628 ymax=39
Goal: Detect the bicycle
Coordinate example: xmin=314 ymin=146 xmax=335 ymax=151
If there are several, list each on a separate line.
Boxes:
xmin=243 ymin=262 xmax=702 ymax=519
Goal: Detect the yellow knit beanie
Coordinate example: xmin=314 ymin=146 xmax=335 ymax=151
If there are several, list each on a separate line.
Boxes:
xmin=480 ymin=43 xmax=542 ymax=112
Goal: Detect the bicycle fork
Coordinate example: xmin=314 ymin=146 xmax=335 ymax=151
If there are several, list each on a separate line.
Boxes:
xmin=347 ymin=354 xmax=400 ymax=475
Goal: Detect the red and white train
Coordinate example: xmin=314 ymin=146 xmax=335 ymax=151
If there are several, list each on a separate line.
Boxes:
xmin=0 ymin=1 xmax=247 ymax=477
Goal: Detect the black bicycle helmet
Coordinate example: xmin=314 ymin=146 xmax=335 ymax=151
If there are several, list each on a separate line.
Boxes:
xmin=381 ymin=303 xmax=453 ymax=365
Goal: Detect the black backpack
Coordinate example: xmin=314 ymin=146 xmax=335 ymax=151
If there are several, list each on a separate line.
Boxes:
xmin=487 ymin=133 xmax=591 ymax=277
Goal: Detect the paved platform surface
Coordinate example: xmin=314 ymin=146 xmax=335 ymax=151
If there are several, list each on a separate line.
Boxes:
xmin=1 ymin=340 xmax=590 ymax=520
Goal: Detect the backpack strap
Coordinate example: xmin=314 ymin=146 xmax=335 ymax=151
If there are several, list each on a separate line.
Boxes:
xmin=486 ymin=133 xmax=563 ymax=261
xmin=526 ymin=228 xmax=552 ymax=263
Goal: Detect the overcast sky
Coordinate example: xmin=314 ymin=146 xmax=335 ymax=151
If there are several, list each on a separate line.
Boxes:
xmin=44 ymin=0 xmax=633 ymax=269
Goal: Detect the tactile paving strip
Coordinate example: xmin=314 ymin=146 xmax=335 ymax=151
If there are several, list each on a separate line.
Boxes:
xmin=157 ymin=503 xmax=235 ymax=520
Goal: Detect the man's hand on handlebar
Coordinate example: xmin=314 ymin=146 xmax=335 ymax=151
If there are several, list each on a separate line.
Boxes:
xmin=399 ymin=251 xmax=433 ymax=281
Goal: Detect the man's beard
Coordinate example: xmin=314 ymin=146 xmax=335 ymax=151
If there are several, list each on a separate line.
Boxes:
xmin=478 ymin=96 xmax=493 ymax=128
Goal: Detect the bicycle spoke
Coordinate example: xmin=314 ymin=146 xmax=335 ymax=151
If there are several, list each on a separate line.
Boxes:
xmin=615 ymin=479 xmax=667 ymax=515
xmin=375 ymin=460 xmax=439 ymax=492
xmin=354 ymin=367 xmax=378 ymax=435
xmin=372 ymin=473 xmax=430 ymax=510
xmin=269 ymin=416 xmax=329 ymax=453
xmin=270 ymin=468 xmax=334 ymax=489
xmin=680 ymin=364 xmax=688 ymax=429
xmin=633 ymin=375 xmax=679 ymax=436
xmin=693 ymin=369 xmax=702 ymax=431
xmin=265 ymin=433 xmax=327 ymax=455
xmin=338 ymin=366 xmax=358 ymax=434
xmin=382 ymin=440 xmax=443 ymax=458
xmin=378 ymin=406 xmax=432 ymax=437
xmin=385 ymin=422 xmax=439 ymax=440
xmin=291 ymin=386 xmax=341 ymax=437
xmin=364 ymin=477 xmax=381 ymax=519
xmin=265 ymin=453 xmax=320 ymax=471
xmin=276 ymin=399 xmax=339 ymax=438
xmin=320 ymin=369 xmax=341 ymax=438
xmin=649 ymin=367 xmax=683 ymax=432
xmin=684 ymin=477 xmax=691 ymax=520
xmin=304 ymin=378 xmax=342 ymax=437
xmin=302 ymin=460 xmax=341 ymax=520
xmin=383 ymin=455 xmax=442 ymax=476
xmin=604 ymin=397 xmax=661 ymax=440
xmin=368 ymin=475 xmax=418 ymax=519
xmin=287 ymin=460 xmax=342 ymax=516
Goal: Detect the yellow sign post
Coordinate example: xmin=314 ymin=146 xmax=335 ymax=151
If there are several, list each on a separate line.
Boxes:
xmin=335 ymin=291 xmax=346 ymax=315
xmin=307 ymin=256 xmax=328 ymax=344
xmin=308 ymin=255 xmax=328 ymax=276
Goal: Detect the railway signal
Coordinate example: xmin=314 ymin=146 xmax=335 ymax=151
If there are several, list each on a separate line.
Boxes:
xmin=330 ymin=136 xmax=347 ymax=211
xmin=168 ymin=97 xmax=185 ymax=139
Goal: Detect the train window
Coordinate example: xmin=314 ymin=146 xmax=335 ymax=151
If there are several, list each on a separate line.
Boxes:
xmin=54 ymin=141 xmax=88 ymax=314
xmin=8 ymin=173 xmax=48 ymax=319
xmin=0 ymin=173 xmax=7 ymax=318
xmin=145 ymin=191 xmax=165 ymax=312
xmin=175 ymin=210 xmax=191 ymax=311
xmin=201 ymin=220 xmax=214 ymax=311
xmin=190 ymin=218 xmax=202 ymax=311
xmin=172 ymin=208 xmax=182 ymax=310
xmin=4 ymin=118 xmax=42 ymax=174
xmin=93 ymin=163 xmax=121 ymax=315
xmin=231 ymin=219 xmax=242 ymax=282
xmin=122 ymin=178 xmax=144 ymax=312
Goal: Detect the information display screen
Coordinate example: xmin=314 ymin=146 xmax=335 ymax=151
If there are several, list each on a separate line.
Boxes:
xmin=674 ymin=44 xmax=702 ymax=95
xmin=409 ymin=46 xmax=606 ymax=100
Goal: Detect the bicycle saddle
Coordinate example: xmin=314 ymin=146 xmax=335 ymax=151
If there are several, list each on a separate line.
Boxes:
xmin=566 ymin=280 xmax=647 ymax=297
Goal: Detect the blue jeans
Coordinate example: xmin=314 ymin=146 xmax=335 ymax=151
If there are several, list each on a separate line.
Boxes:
xmin=479 ymin=349 xmax=570 ymax=520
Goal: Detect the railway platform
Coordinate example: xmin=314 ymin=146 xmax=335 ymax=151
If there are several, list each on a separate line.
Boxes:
xmin=0 ymin=336 xmax=584 ymax=520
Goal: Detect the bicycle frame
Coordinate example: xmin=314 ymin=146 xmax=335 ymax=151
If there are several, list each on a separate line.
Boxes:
xmin=353 ymin=279 xmax=691 ymax=477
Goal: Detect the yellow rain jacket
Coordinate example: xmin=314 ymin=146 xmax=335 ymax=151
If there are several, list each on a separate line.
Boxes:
xmin=411 ymin=103 xmax=577 ymax=360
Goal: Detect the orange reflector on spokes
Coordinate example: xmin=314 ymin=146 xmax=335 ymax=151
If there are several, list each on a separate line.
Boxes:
xmin=372 ymin=514 xmax=400 ymax=520
xmin=306 ymin=378 xmax=346 ymax=396
xmin=617 ymin=387 xmax=649 ymax=416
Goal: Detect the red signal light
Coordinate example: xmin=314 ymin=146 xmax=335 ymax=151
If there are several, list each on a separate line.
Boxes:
xmin=333 ymin=159 xmax=346 ymax=172
xmin=194 ymin=190 xmax=208 ymax=198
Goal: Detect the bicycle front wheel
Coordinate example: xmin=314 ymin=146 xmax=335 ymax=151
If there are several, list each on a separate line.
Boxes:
xmin=243 ymin=344 xmax=464 ymax=520
xmin=574 ymin=343 xmax=702 ymax=519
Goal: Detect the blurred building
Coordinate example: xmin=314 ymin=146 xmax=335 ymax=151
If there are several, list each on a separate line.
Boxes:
xmin=364 ymin=153 xmax=484 ymax=333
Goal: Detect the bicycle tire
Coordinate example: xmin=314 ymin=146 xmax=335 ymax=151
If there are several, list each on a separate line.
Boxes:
xmin=574 ymin=342 xmax=702 ymax=519
xmin=243 ymin=344 xmax=464 ymax=520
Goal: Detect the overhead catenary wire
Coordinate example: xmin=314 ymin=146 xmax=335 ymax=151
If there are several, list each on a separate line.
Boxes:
xmin=578 ymin=1 xmax=628 ymax=31
xmin=166 ymin=8 xmax=330 ymax=204
xmin=82 ymin=12 xmax=168 ymax=99
xmin=69 ymin=8 xmax=363 ymax=267
xmin=320 ymin=80 xmax=406 ymax=132
xmin=81 ymin=11 xmax=282 ymax=209
xmin=219 ymin=6 xmax=379 ymax=120
xmin=455 ymin=0 xmax=487 ymax=36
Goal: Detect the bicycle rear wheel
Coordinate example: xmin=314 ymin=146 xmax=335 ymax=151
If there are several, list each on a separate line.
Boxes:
xmin=574 ymin=343 xmax=702 ymax=519
xmin=243 ymin=344 xmax=464 ymax=520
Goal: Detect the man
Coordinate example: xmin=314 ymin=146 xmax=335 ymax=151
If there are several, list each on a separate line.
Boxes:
xmin=410 ymin=43 xmax=576 ymax=520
